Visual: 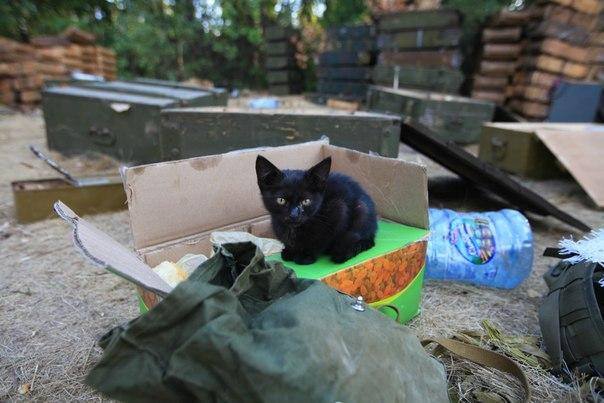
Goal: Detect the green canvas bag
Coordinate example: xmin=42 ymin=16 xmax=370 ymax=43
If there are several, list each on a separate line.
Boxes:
xmin=87 ymin=242 xmax=449 ymax=403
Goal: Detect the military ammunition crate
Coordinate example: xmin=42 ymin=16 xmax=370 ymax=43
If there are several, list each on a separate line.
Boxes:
xmin=160 ymin=107 xmax=401 ymax=159
xmin=42 ymin=81 xmax=227 ymax=163
xmin=367 ymin=85 xmax=494 ymax=144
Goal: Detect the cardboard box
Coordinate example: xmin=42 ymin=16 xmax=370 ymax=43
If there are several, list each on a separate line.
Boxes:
xmin=57 ymin=140 xmax=429 ymax=323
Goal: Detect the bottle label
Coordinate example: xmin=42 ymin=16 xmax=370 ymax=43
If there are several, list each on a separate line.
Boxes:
xmin=448 ymin=217 xmax=496 ymax=265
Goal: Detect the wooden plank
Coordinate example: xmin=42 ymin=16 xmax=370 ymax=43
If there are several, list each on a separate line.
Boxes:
xmin=0 ymin=78 xmax=14 ymax=104
xmin=471 ymin=90 xmax=505 ymax=104
xmin=521 ymin=55 xmax=564 ymax=74
xmin=482 ymin=27 xmax=522 ymax=43
xmin=480 ymin=60 xmax=517 ymax=76
xmin=482 ymin=43 xmax=522 ymax=60
xmin=18 ymin=90 xmax=41 ymax=103
xmin=378 ymin=9 xmax=460 ymax=32
xmin=12 ymin=75 xmax=44 ymax=91
xmin=377 ymin=28 xmax=461 ymax=50
xmin=378 ymin=49 xmax=462 ymax=69
xmin=509 ymin=99 xmax=550 ymax=119
xmin=514 ymin=85 xmax=551 ymax=102
xmin=562 ymin=61 xmax=589 ymax=78
xmin=472 ymin=74 xmax=508 ymax=89
xmin=513 ymin=70 xmax=558 ymax=88
xmin=570 ymin=0 xmax=602 ymax=15
xmin=535 ymin=3 xmax=574 ymax=24
xmin=529 ymin=38 xmax=590 ymax=62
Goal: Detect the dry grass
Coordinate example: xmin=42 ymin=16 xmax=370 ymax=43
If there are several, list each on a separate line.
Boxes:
xmin=1 ymin=106 xmax=603 ymax=401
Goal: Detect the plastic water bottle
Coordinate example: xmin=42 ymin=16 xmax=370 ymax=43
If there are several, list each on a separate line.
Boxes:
xmin=425 ymin=208 xmax=533 ymax=289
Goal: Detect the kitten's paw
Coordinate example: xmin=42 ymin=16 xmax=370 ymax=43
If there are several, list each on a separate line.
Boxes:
xmin=294 ymin=254 xmax=317 ymax=265
xmin=330 ymin=251 xmax=354 ymax=264
xmin=281 ymin=248 xmax=295 ymax=261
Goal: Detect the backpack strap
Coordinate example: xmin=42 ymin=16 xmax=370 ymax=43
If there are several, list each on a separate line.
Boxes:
xmin=538 ymin=289 xmax=563 ymax=370
xmin=422 ymin=338 xmax=531 ymax=402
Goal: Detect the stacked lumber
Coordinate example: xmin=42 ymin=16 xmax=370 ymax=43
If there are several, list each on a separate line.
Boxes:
xmin=471 ymin=9 xmax=531 ymax=104
xmin=375 ymin=9 xmax=464 ymax=94
xmin=317 ymin=25 xmax=376 ymax=99
xmin=0 ymin=28 xmax=117 ymax=109
xmin=509 ymin=0 xmax=602 ymax=120
xmin=31 ymin=28 xmax=117 ymax=80
xmin=264 ymin=26 xmax=302 ymax=95
xmin=0 ymin=37 xmax=68 ymax=108
xmin=588 ymin=10 xmax=604 ymax=82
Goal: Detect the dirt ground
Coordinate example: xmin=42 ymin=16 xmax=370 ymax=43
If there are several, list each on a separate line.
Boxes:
xmin=0 ymin=102 xmax=602 ymax=401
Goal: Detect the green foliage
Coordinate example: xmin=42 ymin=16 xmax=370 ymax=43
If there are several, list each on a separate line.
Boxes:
xmin=2 ymin=0 xmax=511 ymax=91
xmin=320 ymin=0 xmax=369 ymax=28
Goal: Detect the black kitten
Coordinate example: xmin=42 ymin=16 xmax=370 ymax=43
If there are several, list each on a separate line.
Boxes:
xmin=256 ymin=155 xmax=377 ymax=265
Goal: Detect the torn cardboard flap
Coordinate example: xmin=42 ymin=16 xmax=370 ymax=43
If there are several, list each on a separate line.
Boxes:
xmin=53 ymin=201 xmax=173 ymax=296
xmin=124 ymin=139 xmax=429 ymax=256
xmin=535 ymin=129 xmax=604 ymax=208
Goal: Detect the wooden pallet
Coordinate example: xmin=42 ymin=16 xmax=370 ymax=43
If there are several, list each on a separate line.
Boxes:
xmin=473 ymin=74 xmax=509 ymax=89
xmin=479 ymin=60 xmax=518 ymax=75
xmin=482 ymin=43 xmax=522 ymax=60
xmin=482 ymin=27 xmax=522 ymax=43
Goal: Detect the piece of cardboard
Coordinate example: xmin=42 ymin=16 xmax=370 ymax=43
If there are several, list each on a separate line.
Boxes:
xmin=124 ymin=140 xmax=429 ymax=259
xmin=54 ymin=201 xmax=172 ymax=296
xmin=535 ymin=129 xmax=604 ymax=208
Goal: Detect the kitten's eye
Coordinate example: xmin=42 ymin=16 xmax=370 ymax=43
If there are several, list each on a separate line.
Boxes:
xmin=301 ymin=198 xmax=312 ymax=206
xmin=276 ymin=197 xmax=286 ymax=205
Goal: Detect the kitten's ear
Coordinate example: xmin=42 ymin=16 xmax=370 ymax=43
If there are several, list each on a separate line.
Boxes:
xmin=306 ymin=157 xmax=331 ymax=188
xmin=256 ymin=155 xmax=283 ymax=188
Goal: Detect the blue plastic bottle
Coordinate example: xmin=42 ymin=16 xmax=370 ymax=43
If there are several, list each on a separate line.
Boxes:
xmin=425 ymin=208 xmax=533 ymax=289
